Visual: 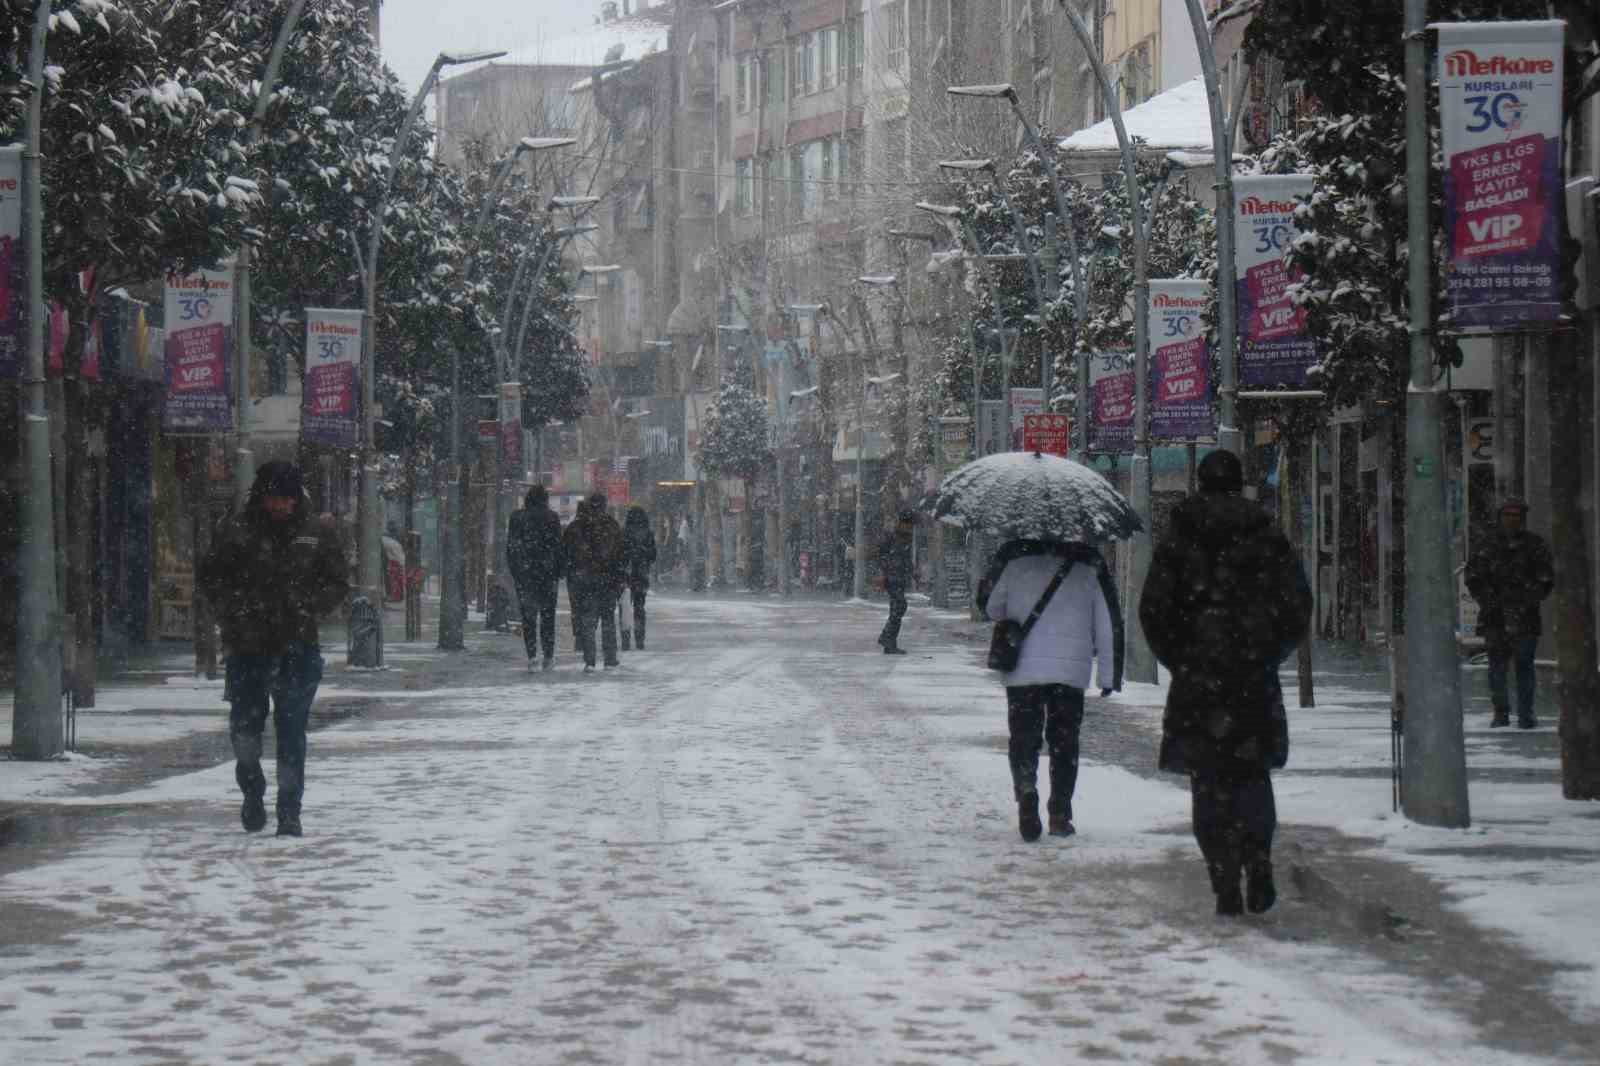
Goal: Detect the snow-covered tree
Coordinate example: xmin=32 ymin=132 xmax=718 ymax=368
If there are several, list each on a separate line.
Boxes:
xmin=698 ymin=371 xmax=771 ymax=483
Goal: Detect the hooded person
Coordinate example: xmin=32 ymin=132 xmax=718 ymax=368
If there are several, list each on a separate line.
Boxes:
xmin=562 ymin=493 xmax=624 ymax=669
xmin=875 ymin=510 xmax=916 ymax=654
xmin=507 ymin=485 xmax=565 ymax=671
xmin=619 ymin=505 xmax=658 ymax=650
xmin=197 ymin=461 xmax=349 ymax=837
xmin=1138 ymin=449 xmax=1311 ymax=916
xmin=1464 ymin=497 xmax=1553 ymax=728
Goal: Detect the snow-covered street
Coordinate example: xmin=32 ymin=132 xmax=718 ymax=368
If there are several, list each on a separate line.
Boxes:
xmin=2 ymin=595 xmax=1597 ymax=1065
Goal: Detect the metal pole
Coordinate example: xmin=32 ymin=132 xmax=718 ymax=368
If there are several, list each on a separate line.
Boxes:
xmin=1179 ymin=0 xmax=1242 ymax=456
xmin=1061 ymin=0 xmax=1155 ymax=683
xmin=233 ymin=0 xmax=309 ymax=508
xmin=12 ymin=0 xmax=63 ymax=758
xmin=855 ymin=353 xmax=867 ymax=601
xmin=439 ymin=344 xmax=466 ymax=649
xmin=1401 ymin=0 xmax=1468 ymax=827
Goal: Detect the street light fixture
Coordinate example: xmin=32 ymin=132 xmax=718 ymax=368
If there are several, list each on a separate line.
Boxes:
xmin=549 ymin=195 xmax=604 ymax=210
xmin=937 ymin=158 xmax=995 ymax=173
xmin=913 ymin=201 xmax=962 ymax=217
xmin=946 ymin=84 xmax=1015 ymax=99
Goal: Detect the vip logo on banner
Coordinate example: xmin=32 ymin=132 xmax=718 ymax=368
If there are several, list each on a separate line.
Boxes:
xmin=1148 ymin=279 xmax=1215 ymax=440
xmin=1089 ymin=349 xmax=1134 ymax=454
xmin=162 ymin=267 xmax=234 ymax=433
xmin=302 ymin=308 xmax=362 ymax=448
xmin=0 ymin=146 xmax=20 ymax=380
xmin=1435 ymin=20 xmax=1565 ymax=329
xmin=1234 ymin=174 xmax=1316 ymax=388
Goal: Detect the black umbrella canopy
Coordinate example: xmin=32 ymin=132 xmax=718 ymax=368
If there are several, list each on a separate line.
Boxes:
xmin=933 ymin=451 xmax=1143 ymax=543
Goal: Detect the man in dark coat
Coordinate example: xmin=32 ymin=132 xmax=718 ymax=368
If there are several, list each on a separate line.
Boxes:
xmin=563 ymin=492 xmax=624 ymax=670
xmin=198 ymin=462 xmax=349 ymax=837
xmin=619 ymin=505 xmax=658 ymax=650
xmin=1465 ymin=498 xmax=1554 ymax=728
xmin=507 ymin=485 xmax=564 ymax=671
xmin=1138 ymin=449 xmax=1311 ymax=916
xmin=876 ymin=510 xmax=915 ymax=654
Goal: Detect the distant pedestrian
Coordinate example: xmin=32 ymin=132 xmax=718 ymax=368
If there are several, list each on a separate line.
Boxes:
xmin=1465 ymin=498 xmax=1554 ymax=729
xmin=1138 ymin=449 xmax=1311 ymax=917
xmin=198 ymin=461 xmax=349 ymax=838
xmin=979 ymin=540 xmax=1120 ymax=842
xmin=619 ymin=505 xmax=658 ymax=650
xmin=563 ymin=492 xmax=624 ymax=671
xmin=507 ymin=485 xmax=564 ymax=672
xmin=876 ymin=510 xmax=915 ymax=654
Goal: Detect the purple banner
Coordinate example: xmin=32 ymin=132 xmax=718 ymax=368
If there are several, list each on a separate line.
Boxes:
xmin=1088 ymin=349 xmax=1133 ymax=454
xmin=301 ymin=308 xmax=363 ymax=448
xmin=1148 ymin=280 xmax=1215 ymax=440
xmin=1233 ymin=175 xmax=1317 ymax=387
xmin=1436 ymin=20 xmax=1565 ymax=329
xmin=162 ymin=268 xmax=235 ymax=433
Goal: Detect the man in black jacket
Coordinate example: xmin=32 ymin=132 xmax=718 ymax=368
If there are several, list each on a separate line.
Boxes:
xmin=563 ymin=493 xmax=624 ymax=670
xmin=1138 ymin=450 xmax=1310 ymax=917
xmin=508 ymin=485 xmax=564 ymax=671
xmin=1465 ymin=498 xmax=1553 ymax=728
xmin=198 ymin=462 xmax=349 ymax=837
xmin=876 ymin=510 xmax=915 ymax=655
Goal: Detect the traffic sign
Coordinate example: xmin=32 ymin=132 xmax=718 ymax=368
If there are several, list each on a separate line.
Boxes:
xmin=1022 ymin=413 xmax=1070 ymax=456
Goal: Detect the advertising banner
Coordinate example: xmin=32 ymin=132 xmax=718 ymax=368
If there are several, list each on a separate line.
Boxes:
xmin=1435 ymin=20 xmax=1565 ymax=329
xmin=499 ymin=382 xmax=523 ymax=469
xmin=1022 ymin=413 xmax=1070 ymax=456
xmin=1009 ymin=387 xmax=1042 ymax=449
xmin=0 ymin=146 xmax=20 ymax=380
xmin=1148 ymin=279 xmax=1215 ymax=440
xmin=1233 ymin=174 xmax=1316 ymax=387
xmin=938 ymin=415 xmax=972 ymax=473
xmin=1089 ymin=349 xmax=1134 ymax=453
xmin=162 ymin=267 xmax=234 ymax=433
xmin=301 ymin=307 xmax=362 ymax=447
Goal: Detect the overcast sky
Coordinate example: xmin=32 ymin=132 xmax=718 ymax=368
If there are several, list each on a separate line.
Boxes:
xmin=379 ymin=0 xmax=602 ymax=97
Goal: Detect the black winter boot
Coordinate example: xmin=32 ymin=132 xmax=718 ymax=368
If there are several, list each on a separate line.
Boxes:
xmin=1246 ymin=857 xmax=1277 ymax=914
xmin=1017 ymin=791 xmax=1042 ymax=842
xmin=241 ymin=791 xmax=266 ymax=833
xmin=276 ymin=807 xmax=302 ymax=837
xmin=620 ymin=632 xmax=632 ymax=651
xmin=1490 ymin=709 xmax=1511 ymax=728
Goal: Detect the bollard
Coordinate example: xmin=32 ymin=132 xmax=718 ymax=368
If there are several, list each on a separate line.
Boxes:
xmin=347 ymin=595 xmax=384 ymax=668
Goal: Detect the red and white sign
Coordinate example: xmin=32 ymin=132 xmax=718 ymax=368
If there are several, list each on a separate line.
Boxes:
xmin=1022 ymin=413 xmax=1070 ymax=456
xmin=604 ymin=473 xmax=630 ymax=507
xmin=302 ymin=307 xmax=363 ymax=447
xmin=163 ymin=266 xmax=235 ymax=433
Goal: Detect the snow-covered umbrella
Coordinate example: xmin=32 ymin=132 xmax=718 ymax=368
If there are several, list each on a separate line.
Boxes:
xmin=932 ymin=451 xmax=1142 ymax=543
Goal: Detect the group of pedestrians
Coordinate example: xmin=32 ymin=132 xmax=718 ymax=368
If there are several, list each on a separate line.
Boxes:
xmin=509 ymin=488 xmax=657 ymax=673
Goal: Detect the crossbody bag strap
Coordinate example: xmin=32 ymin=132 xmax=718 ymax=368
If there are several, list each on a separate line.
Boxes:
xmin=1018 ymin=560 xmax=1073 ymax=641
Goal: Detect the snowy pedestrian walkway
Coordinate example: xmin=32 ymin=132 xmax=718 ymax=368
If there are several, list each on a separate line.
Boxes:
xmin=1 ymin=595 xmax=1597 ymax=1064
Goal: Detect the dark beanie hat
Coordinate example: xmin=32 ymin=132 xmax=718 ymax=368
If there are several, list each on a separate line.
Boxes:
xmin=254 ymin=461 xmax=304 ymax=498
xmin=1197 ymin=449 xmax=1244 ymax=494
xmin=587 ymin=491 xmax=607 ymax=509
xmin=526 ymin=484 xmax=548 ymax=507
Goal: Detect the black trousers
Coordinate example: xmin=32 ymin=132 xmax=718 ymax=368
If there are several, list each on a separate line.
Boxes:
xmin=514 ymin=578 xmax=557 ymax=662
xmin=1189 ymin=768 xmax=1277 ymax=892
xmin=1006 ymin=684 xmax=1085 ymax=819
xmin=879 ymin=585 xmax=908 ymax=646
xmin=571 ymin=580 xmax=617 ymax=666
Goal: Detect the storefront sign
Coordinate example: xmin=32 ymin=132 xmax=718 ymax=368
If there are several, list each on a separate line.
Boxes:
xmin=162 ymin=267 xmax=234 ymax=433
xmin=1233 ymin=174 xmax=1316 ymax=387
xmin=1089 ymin=349 xmax=1134 ymax=453
xmin=1022 ymin=413 xmax=1070 ymax=456
xmin=0 ymin=146 xmax=20 ymax=380
xmin=1435 ymin=20 xmax=1565 ymax=329
xmin=301 ymin=307 xmax=362 ymax=447
xmin=1148 ymin=279 xmax=1215 ymax=440
xmin=939 ymin=415 xmax=972 ymax=473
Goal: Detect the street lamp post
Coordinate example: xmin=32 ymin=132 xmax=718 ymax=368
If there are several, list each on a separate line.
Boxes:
xmin=361 ymin=47 xmax=505 ymax=663
xmin=1058 ymin=1 xmax=1156 ymax=684
xmin=233 ymin=0 xmax=309 ymax=508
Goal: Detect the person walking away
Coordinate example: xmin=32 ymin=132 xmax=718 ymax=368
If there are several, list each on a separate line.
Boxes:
xmin=978 ymin=540 xmax=1121 ymax=841
xmin=877 ymin=510 xmax=915 ymax=654
xmin=563 ymin=493 xmax=624 ymax=671
xmin=1464 ymin=498 xmax=1553 ymax=729
xmin=507 ymin=485 xmax=564 ymax=672
xmin=1138 ymin=449 xmax=1311 ymax=916
xmin=619 ymin=505 xmax=658 ymax=650
xmin=198 ymin=462 xmax=349 ymax=837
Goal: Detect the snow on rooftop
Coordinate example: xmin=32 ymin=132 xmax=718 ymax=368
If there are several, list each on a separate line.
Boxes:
xmin=498 ymin=8 xmax=672 ymax=70
xmin=1058 ymin=76 xmax=1217 ymax=153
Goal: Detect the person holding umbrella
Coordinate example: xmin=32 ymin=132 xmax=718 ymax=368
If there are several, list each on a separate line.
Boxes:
xmin=1138 ymin=449 xmax=1311 ymax=917
xmin=936 ymin=451 xmax=1138 ymax=843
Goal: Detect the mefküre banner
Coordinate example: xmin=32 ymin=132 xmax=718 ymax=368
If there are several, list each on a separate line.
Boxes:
xmin=0 ymin=147 xmax=21 ymax=380
xmin=1148 ymin=279 xmax=1215 ymax=440
xmin=1233 ymin=174 xmax=1316 ymax=388
xmin=1089 ymin=348 xmax=1134 ymax=454
xmin=161 ymin=267 xmax=234 ymax=433
xmin=1435 ymin=20 xmax=1565 ymax=330
xmin=302 ymin=308 xmax=363 ymax=448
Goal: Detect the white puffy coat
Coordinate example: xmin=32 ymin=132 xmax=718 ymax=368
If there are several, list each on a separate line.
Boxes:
xmin=984 ymin=555 xmax=1115 ymax=690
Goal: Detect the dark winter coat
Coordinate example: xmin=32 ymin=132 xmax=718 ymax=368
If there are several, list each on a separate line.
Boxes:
xmin=198 ymin=490 xmax=349 ymax=656
xmin=562 ymin=507 xmax=624 ymax=594
xmin=621 ymin=509 xmax=658 ymax=588
xmin=877 ymin=532 xmax=913 ymax=591
xmin=977 ymin=540 xmax=1126 ymax=692
xmin=1464 ymin=529 xmax=1553 ymax=639
xmin=1139 ymin=492 xmax=1311 ymax=777
xmin=508 ymin=498 xmax=564 ymax=587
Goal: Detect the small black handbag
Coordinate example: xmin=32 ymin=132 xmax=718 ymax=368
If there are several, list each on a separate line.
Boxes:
xmin=987 ymin=561 xmax=1072 ymax=672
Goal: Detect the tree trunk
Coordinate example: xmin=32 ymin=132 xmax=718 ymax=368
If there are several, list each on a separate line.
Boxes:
xmin=1546 ymin=327 xmax=1600 ymax=798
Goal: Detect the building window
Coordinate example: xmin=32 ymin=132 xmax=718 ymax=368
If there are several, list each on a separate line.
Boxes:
xmin=818 ymin=27 xmax=838 ymax=91
xmin=821 ymin=137 xmax=836 ymax=198
xmin=735 ymin=55 xmax=752 ymax=113
xmin=791 ymin=32 xmax=818 ymax=98
xmin=735 ymin=158 xmax=753 ymax=214
xmin=789 ymin=146 xmax=807 ymax=221
xmin=845 ymin=15 xmax=865 ymax=82
xmin=882 ymin=1 xmax=906 ymax=70
xmin=844 ymin=128 xmax=864 ymax=184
